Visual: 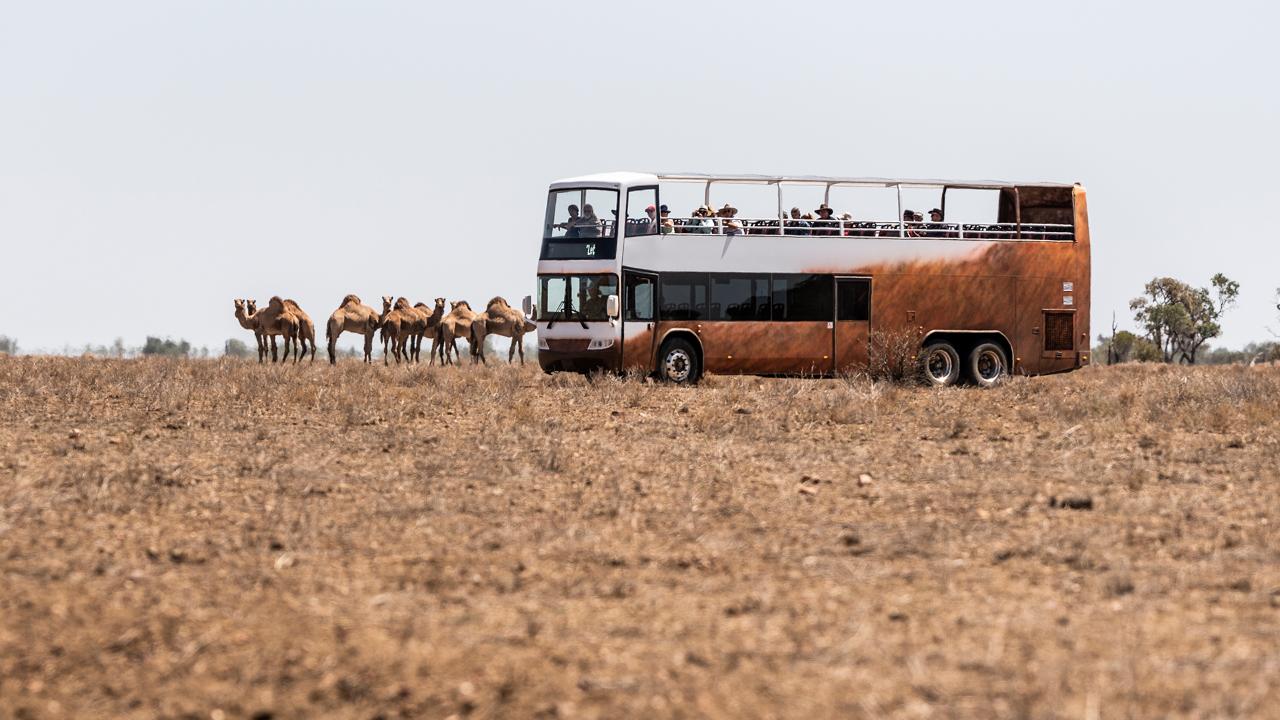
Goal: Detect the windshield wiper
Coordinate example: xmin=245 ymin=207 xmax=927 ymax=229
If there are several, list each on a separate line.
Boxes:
xmin=545 ymin=301 xmax=588 ymax=330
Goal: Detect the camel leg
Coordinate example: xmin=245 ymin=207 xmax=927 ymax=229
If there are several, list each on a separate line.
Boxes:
xmin=308 ymin=333 xmax=316 ymax=363
xmin=509 ymin=336 xmax=518 ymax=363
xmin=270 ymin=335 xmax=279 ymax=363
xmin=364 ymin=332 xmax=373 ymax=363
xmin=517 ymin=335 xmax=525 ymax=365
xmin=328 ymin=330 xmax=338 ymax=365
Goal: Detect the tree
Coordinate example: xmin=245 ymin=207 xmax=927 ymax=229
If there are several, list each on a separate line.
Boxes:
xmin=0 ymin=335 xmax=16 ymax=355
xmin=224 ymin=338 xmax=253 ymax=359
xmin=142 ymin=336 xmax=192 ymax=357
xmin=1129 ymin=274 xmax=1239 ymax=364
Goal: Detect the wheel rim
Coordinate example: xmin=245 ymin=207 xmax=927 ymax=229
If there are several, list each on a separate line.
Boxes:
xmin=925 ymin=348 xmax=953 ymax=383
xmin=664 ymin=349 xmax=692 ymax=382
xmin=976 ymin=349 xmax=1004 ymax=382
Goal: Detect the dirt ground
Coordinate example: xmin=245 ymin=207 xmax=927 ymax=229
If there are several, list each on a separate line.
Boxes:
xmin=1 ymin=357 xmax=1277 ymax=719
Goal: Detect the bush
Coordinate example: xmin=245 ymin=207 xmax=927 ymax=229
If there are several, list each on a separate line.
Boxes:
xmin=0 ymin=335 xmax=16 ymax=355
xmin=868 ymin=326 xmax=924 ymax=383
xmin=142 ymin=337 xmax=191 ymax=358
xmin=223 ymin=338 xmax=253 ymax=359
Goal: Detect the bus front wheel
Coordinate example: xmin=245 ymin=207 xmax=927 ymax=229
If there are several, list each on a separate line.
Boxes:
xmin=658 ymin=338 xmax=700 ymax=385
xmin=921 ymin=342 xmax=961 ymax=387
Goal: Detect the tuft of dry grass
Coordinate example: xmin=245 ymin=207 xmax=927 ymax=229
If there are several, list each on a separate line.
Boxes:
xmin=1 ymin=358 xmax=1279 ymax=718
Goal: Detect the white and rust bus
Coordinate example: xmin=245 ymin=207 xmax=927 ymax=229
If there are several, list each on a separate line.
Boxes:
xmin=530 ymin=172 xmax=1090 ymax=386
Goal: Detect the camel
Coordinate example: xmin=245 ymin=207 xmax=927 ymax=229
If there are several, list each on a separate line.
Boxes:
xmin=433 ymin=300 xmax=478 ymax=366
xmin=325 ymin=294 xmax=382 ymax=364
xmin=408 ymin=298 xmax=447 ymax=363
xmin=469 ymin=296 xmax=538 ymax=365
xmin=246 ymin=297 xmax=301 ymax=363
xmin=233 ymin=299 xmax=266 ymax=360
xmin=379 ymin=297 xmax=418 ymax=365
xmin=282 ymin=298 xmax=316 ymax=362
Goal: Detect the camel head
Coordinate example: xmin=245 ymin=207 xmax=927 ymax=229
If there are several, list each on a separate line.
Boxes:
xmin=247 ymin=299 xmax=258 ymax=315
xmin=434 ymin=297 xmax=446 ymax=311
xmin=234 ymin=298 xmax=245 ymax=311
xmin=382 ymin=296 xmax=393 ymax=313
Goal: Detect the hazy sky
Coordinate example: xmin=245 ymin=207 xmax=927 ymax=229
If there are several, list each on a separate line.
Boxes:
xmin=2 ymin=1 xmax=1278 ymax=353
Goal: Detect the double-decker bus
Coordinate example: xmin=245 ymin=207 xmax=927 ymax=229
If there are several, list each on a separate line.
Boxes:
xmin=530 ymin=172 xmax=1090 ymax=386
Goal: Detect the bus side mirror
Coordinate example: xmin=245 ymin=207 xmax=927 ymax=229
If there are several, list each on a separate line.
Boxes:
xmin=606 ymin=294 xmax=620 ymax=319
xmin=522 ymin=295 xmax=533 ymax=317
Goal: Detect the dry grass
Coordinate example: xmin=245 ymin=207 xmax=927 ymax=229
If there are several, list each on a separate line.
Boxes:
xmin=1 ymin=358 xmax=1278 ymax=719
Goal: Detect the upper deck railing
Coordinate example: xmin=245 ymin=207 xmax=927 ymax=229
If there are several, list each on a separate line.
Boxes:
xmin=653 ymin=217 xmax=1074 ymax=241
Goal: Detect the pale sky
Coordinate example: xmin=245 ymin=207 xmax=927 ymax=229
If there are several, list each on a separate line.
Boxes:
xmin=2 ymin=1 xmax=1278 ymax=354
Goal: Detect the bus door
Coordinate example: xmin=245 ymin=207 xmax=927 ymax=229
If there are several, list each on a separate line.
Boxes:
xmin=834 ymin=277 xmax=872 ymax=373
xmin=621 ymin=269 xmax=658 ymax=372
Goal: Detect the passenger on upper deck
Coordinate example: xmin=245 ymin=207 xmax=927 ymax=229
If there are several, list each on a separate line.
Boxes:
xmin=925 ymin=208 xmax=949 ymax=238
xmin=838 ymin=212 xmax=857 ymax=236
xmin=557 ymin=204 xmax=581 ymax=237
xmin=659 ymin=204 xmax=674 ymax=234
xmin=687 ymin=205 xmax=715 ymax=234
xmin=785 ymin=207 xmax=809 ymax=236
xmin=717 ymin=203 xmax=745 ymax=236
xmin=633 ymin=204 xmax=657 ymax=236
xmin=577 ymin=204 xmax=602 ymax=238
xmin=812 ymin=204 xmax=838 ymax=236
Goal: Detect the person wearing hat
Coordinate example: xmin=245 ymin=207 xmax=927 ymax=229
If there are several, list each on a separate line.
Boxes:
xmin=687 ymin=205 xmax=715 ymax=234
xmin=925 ymin=208 xmax=949 ymax=238
xmin=813 ymin=203 xmax=839 ymax=237
xmin=716 ymin=203 xmax=745 ymax=236
xmin=659 ymin=204 xmax=674 ymax=234
xmin=630 ymin=203 xmax=658 ymax=236
xmin=837 ymin=211 xmax=859 ymax=237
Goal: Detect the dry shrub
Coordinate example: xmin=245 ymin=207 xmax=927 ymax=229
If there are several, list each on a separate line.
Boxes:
xmin=869 ymin=326 xmax=925 ymax=384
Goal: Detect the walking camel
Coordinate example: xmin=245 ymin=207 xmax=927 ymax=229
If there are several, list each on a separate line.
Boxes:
xmin=433 ymin=300 xmax=478 ymax=366
xmin=246 ymin=297 xmax=301 ymax=363
xmin=379 ymin=297 xmax=416 ymax=365
xmin=233 ymin=299 xmax=266 ymax=359
xmin=282 ymin=298 xmax=316 ymax=362
xmin=409 ymin=298 xmax=447 ymax=363
xmin=326 ymin=294 xmax=382 ymax=364
xmin=469 ymin=296 xmax=537 ymax=365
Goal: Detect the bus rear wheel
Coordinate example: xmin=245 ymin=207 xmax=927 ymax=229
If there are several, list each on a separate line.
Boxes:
xmin=968 ymin=342 xmax=1007 ymax=388
xmin=921 ymin=342 xmax=961 ymax=387
xmin=658 ymin=337 xmax=700 ymax=385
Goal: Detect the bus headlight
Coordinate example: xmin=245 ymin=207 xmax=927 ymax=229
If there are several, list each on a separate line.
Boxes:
xmin=538 ymin=337 xmax=549 ymax=351
xmin=587 ymin=338 xmax=615 ymax=350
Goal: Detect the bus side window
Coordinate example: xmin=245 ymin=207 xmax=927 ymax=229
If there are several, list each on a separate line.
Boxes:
xmin=625 ymin=273 xmax=654 ymax=321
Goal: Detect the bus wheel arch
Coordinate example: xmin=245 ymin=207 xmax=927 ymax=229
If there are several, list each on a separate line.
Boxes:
xmin=656 ymin=330 xmax=703 ymax=384
xmin=921 ymin=330 xmax=1013 ymax=386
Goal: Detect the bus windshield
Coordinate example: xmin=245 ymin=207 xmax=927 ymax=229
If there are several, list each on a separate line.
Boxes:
xmin=542 ymin=188 xmax=619 ymax=260
xmin=538 ymin=274 xmax=619 ymax=324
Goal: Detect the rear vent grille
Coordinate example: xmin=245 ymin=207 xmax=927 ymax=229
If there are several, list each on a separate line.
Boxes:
xmin=1044 ymin=312 xmax=1074 ymax=352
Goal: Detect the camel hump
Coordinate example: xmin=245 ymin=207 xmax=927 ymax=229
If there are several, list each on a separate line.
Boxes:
xmin=453 ymin=300 xmax=471 ymax=311
xmin=486 ymin=296 xmax=509 ymax=310
xmin=394 ymin=297 xmax=412 ymax=309
xmin=341 ymin=293 xmax=361 ymax=306
xmin=269 ymin=295 xmax=285 ymax=306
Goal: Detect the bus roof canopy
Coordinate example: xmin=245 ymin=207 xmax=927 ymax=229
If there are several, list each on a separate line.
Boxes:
xmin=550 ymin=171 xmax=1077 ymax=191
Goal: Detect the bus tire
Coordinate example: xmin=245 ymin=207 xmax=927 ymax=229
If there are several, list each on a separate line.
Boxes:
xmin=658 ymin=337 xmax=700 ymax=385
xmin=921 ymin=342 xmax=961 ymax=387
xmin=968 ymin=342 xmax=1007 ymax=388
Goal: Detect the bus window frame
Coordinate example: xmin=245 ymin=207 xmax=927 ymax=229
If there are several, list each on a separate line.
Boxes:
xmin=624 ymin=185 xmax=660 ymax=238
